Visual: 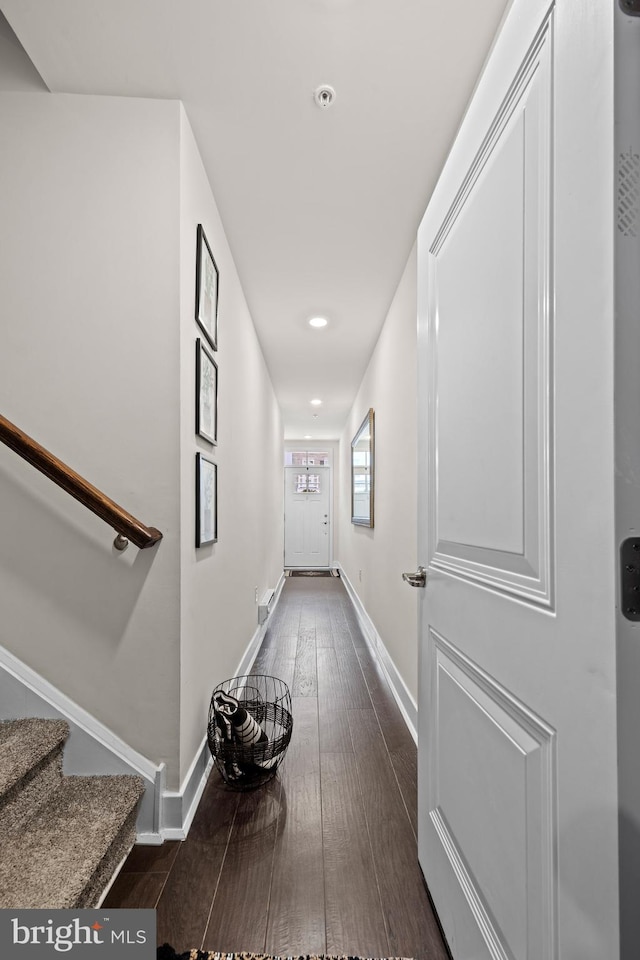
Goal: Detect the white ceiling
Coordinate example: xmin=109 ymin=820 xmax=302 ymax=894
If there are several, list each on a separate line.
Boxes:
xmin=1 ymin=0 xmax=511 ymax=439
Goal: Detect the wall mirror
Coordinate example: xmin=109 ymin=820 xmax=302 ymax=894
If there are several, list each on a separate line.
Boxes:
xmin=351 ymin=408 xmax=374 ymax=527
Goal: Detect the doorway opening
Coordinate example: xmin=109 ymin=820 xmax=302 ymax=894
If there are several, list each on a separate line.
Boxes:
xmin=284 ymin=447 xmax=332 ymax=570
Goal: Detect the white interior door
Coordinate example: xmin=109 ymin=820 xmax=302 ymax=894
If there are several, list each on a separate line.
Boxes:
xmin=284 ymin=465 xmax=330 ymax=567
xmin=416 ymin=1 xmax=619 ymax=958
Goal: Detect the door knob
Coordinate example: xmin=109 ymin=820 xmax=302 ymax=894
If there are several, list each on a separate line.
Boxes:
xmin=402 ymin=565 xmax=427 ymax=588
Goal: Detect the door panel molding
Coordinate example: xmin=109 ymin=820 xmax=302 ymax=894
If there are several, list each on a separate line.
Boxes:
xmin=428 ymin=628 xmax=557 ymax=960
xmin=427 ymin=12 xmax=554 ymax=609
xmin=417 ymin=0 xmax=620 ymax=953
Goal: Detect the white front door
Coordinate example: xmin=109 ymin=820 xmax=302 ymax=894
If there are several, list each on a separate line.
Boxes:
xmin=284 ymin=465 xmax=330 ymax=568
xmin=415 ymin=1 xmax=619 ymax=958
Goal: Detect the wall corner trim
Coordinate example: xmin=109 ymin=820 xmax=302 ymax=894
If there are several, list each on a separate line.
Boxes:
xmin=337 ymin=564 xmax=418 ymax=743
xmin=161 ymin=741 xmax=213 ymax=841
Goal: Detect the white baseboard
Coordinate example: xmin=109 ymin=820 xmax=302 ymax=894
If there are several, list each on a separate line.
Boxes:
xmin=0 ymin=571 xmax=289 ymax=844
xmin=161 ymin=738 xmax=214 ymax=841
xmin=337 ymin=565 xmax=417 ymax=743
xmin=236 ymin=570 xmax=286 ymax=676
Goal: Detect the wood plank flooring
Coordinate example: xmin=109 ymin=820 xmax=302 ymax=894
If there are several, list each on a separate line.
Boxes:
xmin=104 ymin=577 xmax=450 ymax=960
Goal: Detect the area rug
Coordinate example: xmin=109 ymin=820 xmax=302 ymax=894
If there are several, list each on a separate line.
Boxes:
xmin=285 ymin=569 xmax=339 ymax=577
xmin=157 ymin=949 xmax=412 ymax=960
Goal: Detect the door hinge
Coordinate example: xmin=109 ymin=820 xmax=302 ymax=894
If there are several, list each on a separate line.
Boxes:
xmin=621 ymin=538 xmax=640 ymax=620
xmin=620 ymin=0 xmax=640 ymax=16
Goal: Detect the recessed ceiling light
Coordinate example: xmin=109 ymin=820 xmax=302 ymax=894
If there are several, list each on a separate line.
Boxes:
xmin=304 ymin=435 xmax=312 ymax=439
xmin=310 ymin=398 xmax=322 ymax=406
xmin=309 ymin=316 xmax=328 ymax=328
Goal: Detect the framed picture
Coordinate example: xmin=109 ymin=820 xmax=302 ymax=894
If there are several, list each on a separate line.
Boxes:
xmin=195 ymin=223 xmax=219 ymax=350
xmin=196 ymin=453 xmax=218 ymax=546
xmin=196 ymin=338 xmax=218 ymax=444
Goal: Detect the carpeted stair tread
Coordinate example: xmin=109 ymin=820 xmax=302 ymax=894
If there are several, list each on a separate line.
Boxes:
xmin=0 ymin=773 xmax=144 ymax=908
xmin=0 ymin=719 xmax=69 ymax=797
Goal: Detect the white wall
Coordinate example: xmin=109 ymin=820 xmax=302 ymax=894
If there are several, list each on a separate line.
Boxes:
xmin=178 ymin=108 xmax=284 ymax=788
xmin=0 ymin=93 xmax=285 ymax=794
xmin=338 ymin=244 xmax=419 ymax=701
xmin=0 ymin=92 xmax=183 ymax=778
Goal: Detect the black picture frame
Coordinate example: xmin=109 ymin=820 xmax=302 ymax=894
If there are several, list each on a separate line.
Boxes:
xmin=196 ymin=453 xmax=218 ymax=547
xmin=196 ymin=338 xmax=218 ymax=445
xmin=195 ymin=224 xmax=219 ymax=351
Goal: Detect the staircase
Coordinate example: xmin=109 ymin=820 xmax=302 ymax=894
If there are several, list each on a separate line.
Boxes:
xmin=0 ymin=718 xmax=144 ymax=908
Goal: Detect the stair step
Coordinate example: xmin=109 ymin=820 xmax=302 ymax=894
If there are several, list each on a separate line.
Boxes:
xmin=0 ymin=719 xmax=69 ymax=834
xmin=0 ymin=719 xmax=69 ymax=796
xmin=0 ymin=774 xmax=145 ymax=908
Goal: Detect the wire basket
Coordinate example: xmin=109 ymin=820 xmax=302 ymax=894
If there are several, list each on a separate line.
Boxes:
xmin=207 ymin=675 xmax=293 ymax=790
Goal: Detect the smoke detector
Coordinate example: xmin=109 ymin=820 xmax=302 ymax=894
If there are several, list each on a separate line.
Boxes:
xmin=314 ymin=85 xmax=336 ymax=109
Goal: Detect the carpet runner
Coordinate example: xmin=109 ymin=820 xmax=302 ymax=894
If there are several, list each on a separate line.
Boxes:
xmin=158 ymin=949 xmax=413 ymax=960
xmin=285 ymin=569 xmax=339 ymax=577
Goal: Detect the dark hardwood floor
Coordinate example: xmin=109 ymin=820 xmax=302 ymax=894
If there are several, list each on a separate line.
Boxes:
xmin=105 ymin=576 xmax=450 ymax=960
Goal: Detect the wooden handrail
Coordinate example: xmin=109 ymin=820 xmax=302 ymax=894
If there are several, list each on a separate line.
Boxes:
xmin=0 ymin=414 xmax=163 ymax=550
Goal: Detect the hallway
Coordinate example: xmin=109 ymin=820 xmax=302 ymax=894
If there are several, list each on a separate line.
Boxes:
xmin=105 ymin=576 xmax=449 ymax=959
